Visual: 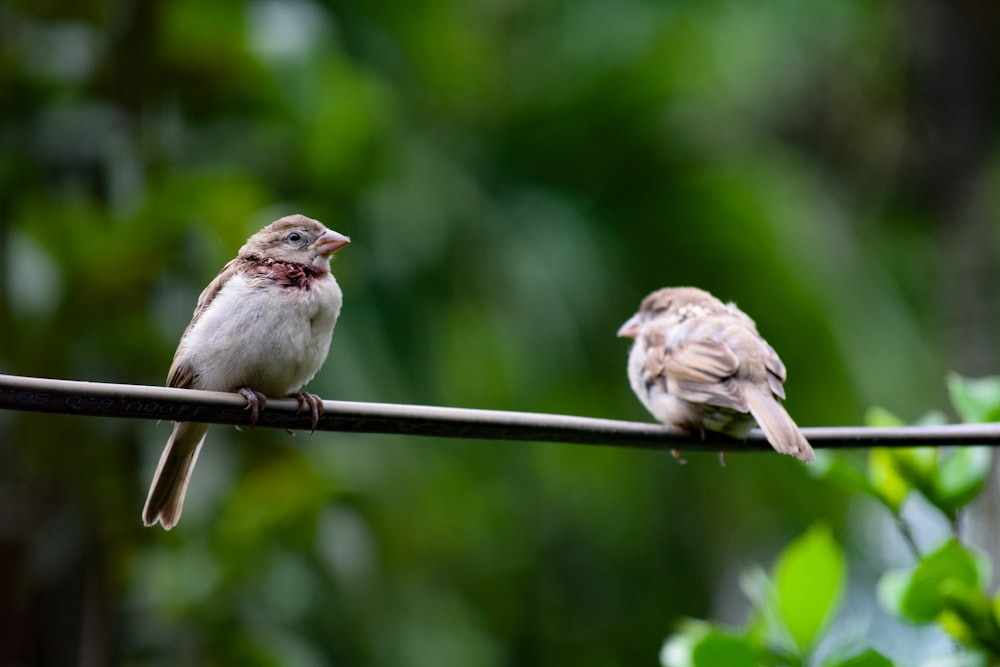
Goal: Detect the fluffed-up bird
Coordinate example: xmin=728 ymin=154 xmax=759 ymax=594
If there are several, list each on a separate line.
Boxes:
xmin=618 ymin=287 xmax=813 ymax=462
xmin=143 ymin=214 xmax=350 ymax=529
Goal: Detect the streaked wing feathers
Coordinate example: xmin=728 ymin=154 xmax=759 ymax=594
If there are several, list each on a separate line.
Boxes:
xmin=166 ymin=359 xmax=196 ymax=389
xmin=671 ymin=376 xmax=749 ymax=412
xmin=166 ymin=257 xmax=244 ymax=388
xmin=763 ymin=343 xmax=787 ymax=399
xmin=645 ymin=337 xmax=749 ymax=411
xmin=663 ymin=339 xmax=740 ymax=382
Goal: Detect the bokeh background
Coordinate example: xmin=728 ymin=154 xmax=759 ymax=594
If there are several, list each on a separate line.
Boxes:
xmin=2 ymin=0 xmax=1000 ymax=664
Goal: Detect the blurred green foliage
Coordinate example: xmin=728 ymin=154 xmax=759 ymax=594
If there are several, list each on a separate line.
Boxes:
xmin=2 ymin=0 xmax=999 ymax=664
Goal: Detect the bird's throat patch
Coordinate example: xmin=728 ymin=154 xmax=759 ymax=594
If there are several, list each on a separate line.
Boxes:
xmin=244 ymin=255 xmax=323 ymax=291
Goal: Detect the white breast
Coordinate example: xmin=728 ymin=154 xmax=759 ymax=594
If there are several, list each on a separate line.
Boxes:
xmin=177 ymin=272 xmax=343 ymax=395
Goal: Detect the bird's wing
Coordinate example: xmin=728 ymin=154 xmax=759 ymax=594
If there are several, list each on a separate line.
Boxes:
xmin=644 ymin=335 xmax=749 ymax=412
xmin=762 ymin=342 xmax=787 ymax=399
xmin=166 ymin=257 xmax=245 ymax=389
xmin=166 ymin=359 xmax=196 ymax=389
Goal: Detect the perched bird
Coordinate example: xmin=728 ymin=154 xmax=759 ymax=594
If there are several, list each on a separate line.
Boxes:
xmin=618 ymin=287 xmax=813 ymax=462
xmin=143 ymin=214 xmax=350 ymax=529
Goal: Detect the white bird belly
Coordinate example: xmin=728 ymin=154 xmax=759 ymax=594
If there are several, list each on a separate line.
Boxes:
xmin=177 ymin=272 xmax=343 ymax=395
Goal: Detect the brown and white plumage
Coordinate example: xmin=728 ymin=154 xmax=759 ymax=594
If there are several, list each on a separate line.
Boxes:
xmin=143 ymin=214 xmax=350 ymax=529
xmin=618 ymin=287 xmax=813 ymax=462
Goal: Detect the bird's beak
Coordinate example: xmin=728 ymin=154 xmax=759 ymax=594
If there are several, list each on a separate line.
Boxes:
xmin=617 ymin=315 xmax=640 ymax=338
xmin=311 ymin=230 xmax=351 ymax=256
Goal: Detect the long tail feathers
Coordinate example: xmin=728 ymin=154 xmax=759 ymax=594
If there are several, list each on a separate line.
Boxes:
xmin=743 ymin=384 xmax=814 ymax=462
xmin=142 ymin=422 xmax=210 ymax=529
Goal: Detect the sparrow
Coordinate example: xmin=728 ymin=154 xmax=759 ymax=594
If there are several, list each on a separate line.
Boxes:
xmin=143 ymin=214 xmax=350 ymax=529
xmin=617 ymin=287 xmax=813 ymax=462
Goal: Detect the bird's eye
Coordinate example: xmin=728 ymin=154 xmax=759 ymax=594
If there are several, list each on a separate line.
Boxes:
xmin=287 ymin=232 xmax=303 ymax=243
xmin=646 ymin=306 xmax=667 ymax=318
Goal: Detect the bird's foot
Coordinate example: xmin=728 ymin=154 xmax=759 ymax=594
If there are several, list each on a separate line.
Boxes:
xmin=237 ymin=387 xmax=268 ymax=428
xmin=718 ymin=451 xmax=727 ymax=467
xmin=291 ymin=392 xmax=324 ymax=434
xmin=670 ymin=449 xmax=687 ymax=465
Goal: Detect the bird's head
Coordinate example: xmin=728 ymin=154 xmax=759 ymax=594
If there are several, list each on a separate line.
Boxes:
xmin=617 ymin=287 xmax=715 ymax=338
xmin=241 ymin=214 xmax=350 ymax=268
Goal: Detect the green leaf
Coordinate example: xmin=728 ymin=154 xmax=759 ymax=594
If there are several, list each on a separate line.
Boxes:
xmin=867 ymin=449 xmax=910 ymax=513
xmin=869 ymin=447 xmax=945 ymax=514
xmin=931 ymin=448 xmax=993 ymax=513
xmin=866 ymin=445 xmax=991 ymax=520
xmin=948 ymin=373 xmax=1000 ymax=423
xmin=773 ymin=524 xmax=845 ymax=652
xmin=660 ymin=636 xmax=693 ymax=666
xmin=935 ymin=579 xmax=993 ymax=645
xmin=660 ymin=621 xmax=762 ymax=667
xmin=660 ymin=620 xmax=708 ymax=667
xmin=824 ymin=648 xmax=896 ymax=667
xmin=810 ymin=451 xmax=877 ymax=497
xmin=879 ymin=539 xmax=988 ymax=623
xmin=876 ymin=568 xmax=910 ymax=619
xmin=890 ymin=447 xmax=938 ymax=482
xmin=859 ymin=401 xmax=991 ymax=519
xmin=690 ymin=631 xmax=762 ymax=667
